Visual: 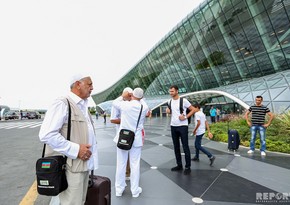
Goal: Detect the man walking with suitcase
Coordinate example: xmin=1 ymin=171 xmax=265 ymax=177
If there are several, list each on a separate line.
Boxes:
xmin=166 ymin=85 xmax=195 ymax=175
xmin=191 ymin=103 xmax=215 ymax=166
xmin=245 ymin=95 xmax=274 ymax=156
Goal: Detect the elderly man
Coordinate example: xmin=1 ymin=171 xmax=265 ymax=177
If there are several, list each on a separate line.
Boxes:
xmin=39 ymin=73 xmax=98 ymax=205
xmin=113 ymin=88 xmax=149 ymax=198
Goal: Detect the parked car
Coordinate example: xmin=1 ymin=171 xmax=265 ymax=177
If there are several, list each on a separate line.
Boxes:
xmin=27 ymin=111 xmax=41 ymax=119
xmin=4 ymin=111 xmax=19 ymax=120
xmin=21 ymin=111 xmax=29 ymax=119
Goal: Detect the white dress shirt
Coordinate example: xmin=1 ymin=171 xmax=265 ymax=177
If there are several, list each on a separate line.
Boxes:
xmin=39 ymin=92 xmax=98 ymax=171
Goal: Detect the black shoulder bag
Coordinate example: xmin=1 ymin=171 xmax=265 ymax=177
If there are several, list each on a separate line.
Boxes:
xmin=117 ymin=104 xmax=143 ymax=150
xmin=36 ymin=99 xmax=71 ymax=196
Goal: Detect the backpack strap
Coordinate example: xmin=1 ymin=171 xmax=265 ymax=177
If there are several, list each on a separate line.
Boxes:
xmin=167 ymin=99 xmax=172 ymax=113
xmin=179 ymin=98 xmax=184 ymax=114
xmin=168 ymin=98 xmax=185 ymax=114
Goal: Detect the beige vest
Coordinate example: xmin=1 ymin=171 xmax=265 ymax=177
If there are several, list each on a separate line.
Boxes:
xmin=45 ymin=97 xmax=94 ymax=172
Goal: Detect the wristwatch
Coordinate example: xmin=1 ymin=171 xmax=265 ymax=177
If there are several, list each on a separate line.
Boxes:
xmin=184 ymin=115 xmax=187 ymax=119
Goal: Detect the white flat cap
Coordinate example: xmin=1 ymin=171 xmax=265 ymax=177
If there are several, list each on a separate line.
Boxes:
xmin=122 ymin=87 xmax=133 ymax=94
xmin=133 ymin=87 xmax=144 ymax=99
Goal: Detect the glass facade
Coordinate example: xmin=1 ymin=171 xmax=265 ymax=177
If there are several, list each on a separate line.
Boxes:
xmin=92 ymin=0 xmax=290 ymax=114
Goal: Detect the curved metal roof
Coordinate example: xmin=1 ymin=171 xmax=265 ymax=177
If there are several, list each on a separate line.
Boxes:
xmin=92 ymin=0 xmax=290 ymax=114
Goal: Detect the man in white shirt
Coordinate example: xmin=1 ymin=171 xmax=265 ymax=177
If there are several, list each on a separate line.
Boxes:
xmin=110 ymin=87 xmax=133 ymax=180
xmin=166 ymin=85 xmax=195 ymax=175
xmin=39 ymin=73 xmax=98 ymax=205
xmin=191 ymin=103 xmax=215 ymax=166
xmin=112 ymin=88 xmax=149 ymax=198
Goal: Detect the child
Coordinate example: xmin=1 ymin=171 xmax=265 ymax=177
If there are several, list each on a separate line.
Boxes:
xmin=192 ymin=103 xmax=215 ymax=166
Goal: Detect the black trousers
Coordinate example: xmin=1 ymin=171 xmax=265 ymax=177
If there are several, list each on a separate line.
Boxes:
xmin=210 ymin=116 xmax=216 ymax=123
xmin=171 ymin=126 xmax=191 ymax=168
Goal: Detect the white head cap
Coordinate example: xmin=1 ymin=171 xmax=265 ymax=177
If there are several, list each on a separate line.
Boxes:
xmin=122 ymin=87 xmax=133 ymax=94
xmin=133 ymin=87 xmax=144 ymax=99
xmin=69 ymin=73 xmax=91 ymax=86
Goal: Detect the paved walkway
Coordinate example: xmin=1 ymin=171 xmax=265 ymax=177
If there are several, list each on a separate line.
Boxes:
xmin=39 ymin=117 xmax=290 ymax=205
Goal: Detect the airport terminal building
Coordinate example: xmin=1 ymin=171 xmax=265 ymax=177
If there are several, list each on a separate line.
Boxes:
xmin=92 ymin=0 xmax=290 ymax=115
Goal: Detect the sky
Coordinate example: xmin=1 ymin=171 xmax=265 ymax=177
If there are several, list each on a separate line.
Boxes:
xmin=0 ymin=0 xmax=204 ymax=110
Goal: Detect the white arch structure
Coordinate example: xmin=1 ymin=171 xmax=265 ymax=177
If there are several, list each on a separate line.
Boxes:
xmin=151 ymin=89 xmax=250 ymax=111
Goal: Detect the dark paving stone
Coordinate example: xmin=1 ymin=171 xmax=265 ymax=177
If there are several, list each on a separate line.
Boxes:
xmin=202 ymin=172 xmax=282 ymax=204
xmin=159 ymin=166 xmax=281 ymax=204
xmin=159 ymin=168 xmax=222 ymax=197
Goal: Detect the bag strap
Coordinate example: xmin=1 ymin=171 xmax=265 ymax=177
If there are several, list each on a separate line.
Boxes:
xmin=168 ymin=100 xmax=172 ymax=112
xmin=67 ymin=99 xmax=71 ymax=141
xmin=168 ymin=98 xmax=184 ymax=114
xmin=135 ymin=104 xmax=143 ymax=132
xmin=41 ymin=98 xmax=72 ymax=158
xmin=179 ymin=97 xmax=184 ymax=114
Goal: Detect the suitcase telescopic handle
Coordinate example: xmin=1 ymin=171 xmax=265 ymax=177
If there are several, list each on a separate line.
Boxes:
xmin=88 ymin=170 xmax=94 ymax=188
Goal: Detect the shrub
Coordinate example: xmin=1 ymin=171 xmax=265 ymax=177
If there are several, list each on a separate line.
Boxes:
xmin=209 ymin=114 xmax=290 ymax=154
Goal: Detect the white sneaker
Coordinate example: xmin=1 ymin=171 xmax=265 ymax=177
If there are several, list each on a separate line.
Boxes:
xmin=247 ymin=150 xmax=254 ymax=154
xmin=116 ymin=190 xmax=123 ymax=197
xmin=261 ymin=151 xmax=266 ymax=156
xmin=132 ymin=187 xmax=142 ymax=198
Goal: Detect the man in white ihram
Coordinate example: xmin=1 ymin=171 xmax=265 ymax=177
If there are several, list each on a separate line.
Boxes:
xmin=39 ymin=73 xmax=98 ymax=205
xmin=113 ymin=87 xmax=149 ymax=198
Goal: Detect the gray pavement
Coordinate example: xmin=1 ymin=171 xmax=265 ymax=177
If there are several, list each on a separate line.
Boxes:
xmin=1 ymin=117 xmax=290 ymax=205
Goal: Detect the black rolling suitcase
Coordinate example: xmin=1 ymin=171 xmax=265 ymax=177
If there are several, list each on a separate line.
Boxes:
xmin=228 ymin=129 xmax=240 ymax=151
xmin=85 ymin=171 xmax=111 ymax=205
xmin=227 ymin=121 xmax=240 ymax=151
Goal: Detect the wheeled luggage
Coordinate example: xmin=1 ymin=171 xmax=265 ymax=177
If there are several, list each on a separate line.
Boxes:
xmin=228 ymin=129 xmax=240 ymax=151
xmin=85 ymin=172 xmax=111 ymax=205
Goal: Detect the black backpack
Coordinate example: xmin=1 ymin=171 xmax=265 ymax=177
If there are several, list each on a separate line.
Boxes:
xmin=168 ymin=97 xmax=191 ymax=124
